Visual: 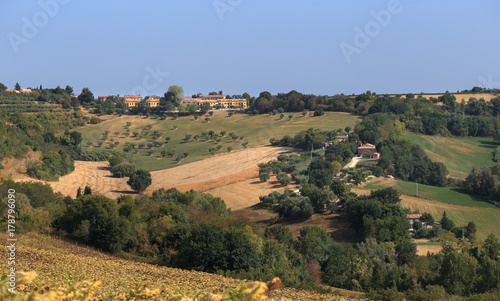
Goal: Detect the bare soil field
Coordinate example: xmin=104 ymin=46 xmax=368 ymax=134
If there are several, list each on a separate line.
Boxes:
xmin=206 ymin=177 xmax=289 ymax=211
xmin=15 ymin=146 xmax=296 ymax=200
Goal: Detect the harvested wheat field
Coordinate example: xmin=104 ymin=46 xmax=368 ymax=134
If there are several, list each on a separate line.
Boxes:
xmin=206 ymin=176 xmax=289 ymax=211
xmin=0 ymin=151 xmax=42 ymax=182
xmin=0 ymin=232 xmax=361 ymax=300
xmin=44 ymin=146 xmax=296 ymax=200
xmin=401 ymin=93 xmax=499 ymax=102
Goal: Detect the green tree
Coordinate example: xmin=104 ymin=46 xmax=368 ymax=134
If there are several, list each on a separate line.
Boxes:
xmin=295 ymin=226 xmax=333 ymax=264
xmin=127 ymin=170 xmax=152 ymax=193
xmin=259 ymin=171 xmax=270 ymax=182
xmin=277 ymin=172 xmax=291 ymax=186
xmin=0 ymin=83 xmax=6 ymax=92
xmin=15 ymin=82 xmax=21 ymax=90
xmin=65 ymin=85 xmax=73 ymax=95
xmin=200 ymin=102 xmax=211 ymax=113
xmin=78 ymin=87 xmax=94 ymax=104
xmin=57 ymin=194 xmax=131 ymax=252
xmin=178 ymin=223 xmax=228 ymax=272
xmin=164 ymin=85 xmax=184 ymax=104
xmin=108 ymin=154 xmax=125 ymax=167
xmin=83 ymin=185 xmax=92 ymax=195
xmin=440 ymin=211 xmax=455 ymax=231
xmin=439 ymin=251 xmax=478 ymax=296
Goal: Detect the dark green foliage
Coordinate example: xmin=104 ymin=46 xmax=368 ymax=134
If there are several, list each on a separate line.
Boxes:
xmin=463 ymin=164 xmax=500 ymax=205
xmin=110 ymin=162 xmax=136 ymax=177
xmin=440 ymin=211 xmax=455 ymax=231
xmin=276 ymin=172 xmax=291 ymax=186
xmin=345 ymin=189 xmax=410 ymax=242
xmin=57 ymin=194 xmax=130 ymax=252
xmin=276 ymin=195 xmax=314 ymax=220
xmin=264 ymin=225 xmax=294 ymax=247
xmin=299 ymin=183 xmax=336 ymax=212
xmin=108 ymin=154 xmax=125 ymax=167
xmin=377 ymin=139 xmax=448 ymax=186
xmin=26 ymin=151 xmax=74 ymax=181
xmin=325 ymin=140 xmax=358 ymax=165
xmin=308 ymin=158 xmax=334 ymax=187
xmin=295 ymin=226 xmax=333 ymax=264
xmin=127 ymin=169 xmax=152 ymax=193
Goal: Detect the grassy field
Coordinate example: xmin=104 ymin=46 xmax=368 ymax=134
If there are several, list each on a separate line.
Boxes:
xmin=403 ymin=134 xmax=499 ymax=178
xmin=75 ymin=112 xmax=360 ymax=171
xmin=363 ymin=178 xmax=495 ymax=208
xmin=360 ymin=178 xmax=500 ymax=239
xmin=0 ymin=232 xmax=361 ymax=300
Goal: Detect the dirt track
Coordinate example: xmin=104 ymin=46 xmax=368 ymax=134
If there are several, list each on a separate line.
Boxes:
xmin=33 ymin=146 xmax=296 ymax=200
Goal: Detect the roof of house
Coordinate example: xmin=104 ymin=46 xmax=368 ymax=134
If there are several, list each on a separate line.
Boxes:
xmin=124 ymin=95 xmax=142 ymax=100
xmin=149 ymin=95 xmax=160 ymax=98
xmin=358 ymin=143 xmax=376 ymax=149
xmin=199 ymin=94 xmax=223 ymax=99
xmin=407 ymin=214 xmax=423 ymax=219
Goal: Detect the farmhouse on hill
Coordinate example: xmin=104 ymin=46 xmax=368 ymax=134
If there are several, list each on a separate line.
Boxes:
xmin=357 ymin=143 xmax=380 ymax=159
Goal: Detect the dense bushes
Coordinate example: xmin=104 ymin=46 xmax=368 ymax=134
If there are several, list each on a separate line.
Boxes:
xmin=345 ymin=188 xmax=411 ymax=242
xmin=26 ymin=151 xmax=74 ymax=181
xmin=463 ymin=163 xmax=500 ymax=206
xmin=377 ymin=138 xmax=448 ymax=186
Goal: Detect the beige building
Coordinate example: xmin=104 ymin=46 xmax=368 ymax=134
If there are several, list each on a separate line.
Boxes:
xmin=179 ymin=90 xmax=247 ymax=110
xmin=146 ymin=95 xmax=160 ymax=107
xmin=124 ymin=95 xmax=142 ymax=108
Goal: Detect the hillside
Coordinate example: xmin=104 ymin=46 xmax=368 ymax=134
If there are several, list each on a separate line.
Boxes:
xmin=74 ymin=112 xmax=360 ymax=171
xmin=403 ymin=134 xmax=499 ymax=178
xmin=359 ymin=177 xmax=500 ymax=239
xmin=0 ymin=232 xmax=363 ymax=300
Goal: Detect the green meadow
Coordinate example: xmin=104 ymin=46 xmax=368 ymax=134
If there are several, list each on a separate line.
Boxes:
xmin=403 ymin=134 xmax=499 ymax=178
xmin=76 ymin=112 xmax=360 ymax=171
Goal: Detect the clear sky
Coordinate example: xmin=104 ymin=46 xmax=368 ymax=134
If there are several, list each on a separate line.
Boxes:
xmin=1 ymin=0 xmax=499 ymax=98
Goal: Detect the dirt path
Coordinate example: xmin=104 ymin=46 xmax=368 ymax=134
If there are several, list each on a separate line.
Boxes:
xmin=21 ymin=146 xmax=296 ymax=199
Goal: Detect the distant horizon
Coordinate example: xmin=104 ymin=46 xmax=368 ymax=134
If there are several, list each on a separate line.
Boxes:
xmin=2 ymin=83 xmax=496 ymax=99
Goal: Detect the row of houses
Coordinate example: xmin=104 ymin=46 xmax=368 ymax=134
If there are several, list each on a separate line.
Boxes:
xmin=99 ymin=91 xmax=247 ymax=110
xmin=5 ymin=88 xmax=33 ymax=94
xmin=179 ymin=91 xmax=248 ymax=110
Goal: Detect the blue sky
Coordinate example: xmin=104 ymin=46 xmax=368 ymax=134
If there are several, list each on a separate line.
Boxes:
xmin=1 ymin=0 xmax=499 ymax=97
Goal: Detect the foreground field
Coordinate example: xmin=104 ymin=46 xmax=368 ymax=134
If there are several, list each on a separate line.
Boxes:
xmin=48 ymin=146 xmax=296 ymax=199
xmin=359 ymin=178 xmax=500 ymax=239
xmin=75 ymin=112 xmax=360 ymax=171
xmin=403 ymin=134 xmax=498 ymax=178
xmin=0 ymin=232 xmax=362 ymax=300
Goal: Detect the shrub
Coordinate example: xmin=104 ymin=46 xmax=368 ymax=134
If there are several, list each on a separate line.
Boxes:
xmin=110 ymin=162 xmax=136 ymax=177
xmin=127 ymin=170 xmax=152 ymax=193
